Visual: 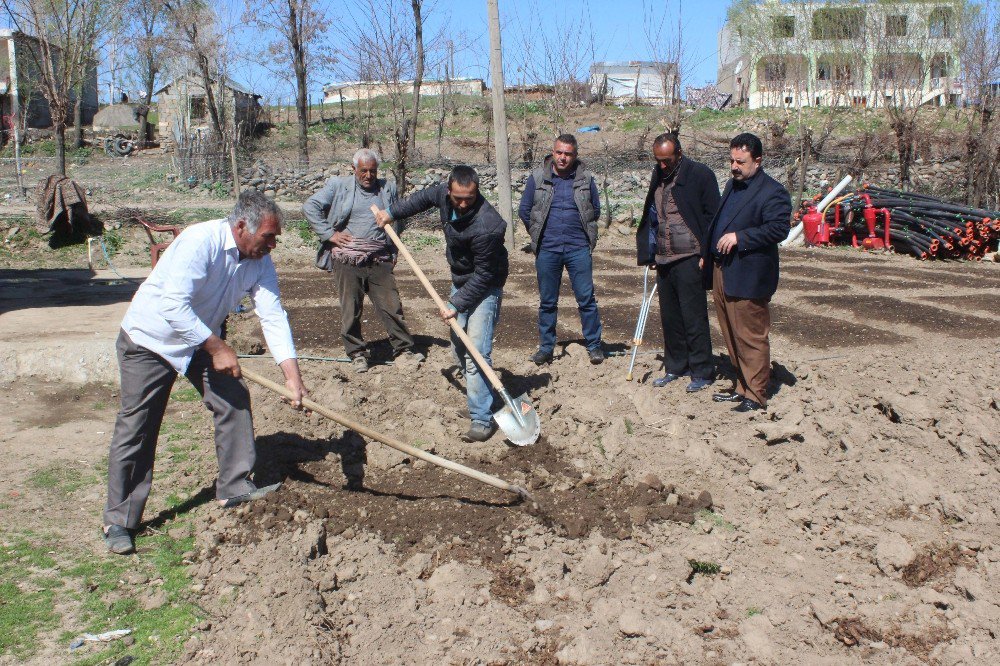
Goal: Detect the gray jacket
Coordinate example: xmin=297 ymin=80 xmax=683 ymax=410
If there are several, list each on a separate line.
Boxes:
xmin=522 ymin=156 xmax=599 ymax=253
xmin=302 ymin=175 xmax=400 ymax=270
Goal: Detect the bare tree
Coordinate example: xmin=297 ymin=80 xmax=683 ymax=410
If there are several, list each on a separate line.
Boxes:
xmin=163 ymin=0 xmax=226 ymax=139
xmin=2 ymin=0 xmax=118 ymax=174
xmin=958 ymin=0 xmax=999 ymax=208
xmin=243 ymin=0 xmax=333 ymax=166
xmin=124 ymin=0 xmax=168 ymax=147
xmin=643 ymin=0 xmax=687 ymax=130
xmin=333 ymin=0 xmax=449 ymax=192
xmin=507 ymin=4 xmax=596 ymax=132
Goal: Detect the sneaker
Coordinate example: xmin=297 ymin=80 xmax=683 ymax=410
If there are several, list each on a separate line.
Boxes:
xmin=733 ymin=398 xmax=765 ymax=413
xmin=219 ymin=481 xmax=282 ymax=508
xmin=653 ymin=373 xmax=684 ymax=387
xmin=351 ymin=356 xmax=369 ymax=373
xmin=102 ymin=525 xmax=135 ymax=555
xmin=712 ymin=391 xmax=743 ymax=403
xmin=686 ymin=377 xmax=713 ymax=392
xmin=462 ymin=422 xmax=496 ymax=442
xmin=588 ymin=347 xmax=605 ymax=365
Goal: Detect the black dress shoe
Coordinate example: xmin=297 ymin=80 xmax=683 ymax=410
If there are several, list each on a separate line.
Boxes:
xmin=530 ymin=350 xmax=553 ymax=365
xmin=733 ymin=398 xmax=764 ymax=413
xmin=588 ymin=347 xmax=605 ymax=365
xmin=712 ymin=392 xmax=743 ymax=403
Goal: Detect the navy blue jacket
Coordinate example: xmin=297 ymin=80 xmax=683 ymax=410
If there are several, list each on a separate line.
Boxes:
xmin=701 ymin=169 xmax=792 ymax=300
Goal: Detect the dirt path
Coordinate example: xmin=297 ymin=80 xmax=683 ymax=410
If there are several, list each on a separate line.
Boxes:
xmin=1 ymin=231 xmax=998 ymax=664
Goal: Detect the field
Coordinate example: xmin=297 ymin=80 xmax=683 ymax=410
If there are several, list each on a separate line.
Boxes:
xmin=1 ymin=193 xmax=998 ymax=664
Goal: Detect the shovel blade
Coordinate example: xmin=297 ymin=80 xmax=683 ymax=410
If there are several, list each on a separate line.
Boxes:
xmin=493 ymin=393 xmax=540 ymax=446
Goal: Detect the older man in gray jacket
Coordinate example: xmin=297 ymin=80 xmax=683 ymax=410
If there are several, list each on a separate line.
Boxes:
xmin=304 ymin=148 xmax=420 ymax=372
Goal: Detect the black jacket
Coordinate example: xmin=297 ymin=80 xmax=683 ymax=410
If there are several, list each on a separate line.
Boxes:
xmin=701 ymin=169 xmax=792 ymax=300
xmin=635 ymin=156 xmax=721 ymax=266
xmin=390 ymin=183 xmax=509 ymax=312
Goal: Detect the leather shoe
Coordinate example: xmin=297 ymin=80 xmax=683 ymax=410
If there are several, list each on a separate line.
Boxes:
xmin=733 ymin=398 xmax=764 ymax=413
xmin=530 ymin=349 xmax=553 ymax=365
xmin=712 ymin=391 xmax=743 ymax=403
xmin=588 ymin=347 xmax=605 ymax=365
xmin=686 ymin=377 xmax=713 ymax=392
xmin=102 ymin=525 xmax=135 ymax=555
xmin=462 ymin=422 xmax=496 ymax=442
xmin=652 ymin=373 xmax=684 ymax=387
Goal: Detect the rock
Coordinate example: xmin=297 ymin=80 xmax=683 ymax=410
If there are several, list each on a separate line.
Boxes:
xmin=810 ymin=600 xmax=838 ymax=628
xmin=336 ymin=565 xmax=359 ymax=584
xmin=953 ymin=567 xmax=987 ymax=602
xmin=875 ymin=533 xmax=916 ymax=573
xmin=140 ymin=589 xmax=168 ymax=610
xmin=740 ymin=614 xmax=776 ymax=660
xmin=618 ymin=609 xmax=646 ymax=637
xmin=402 ymin=552 xmax=433 ymax=580
xmin=573 ymin=545 xmax=613 ymax=589
xmin=756 ymin=422 xmax=803 ymax=445
xmin=534 ymin=619 xmax=554 ymax=632
xmin=748 ymin=461 xmax=779 ymax=491
xmin=223 ymin=570 xmax=249 ymax=586
xmin=556 ymin=634 xmax=598 ymax=665
xmin=938 ymin=492 xmax=969 ymax=523
xmin=638 ymin=473 xmax=664 ymax=492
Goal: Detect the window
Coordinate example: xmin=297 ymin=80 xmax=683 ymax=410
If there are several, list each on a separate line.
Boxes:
xmin=190 ymin=96 xmax=206 ymax=119
xmin=817 ymin=61 xmax=831 ymax=81
xmin=929 ymin=8 xmax=952 ymax=38
xmin=812 ymin=7 xmax=865 ymax=39
xmin=773 ymin=16 xmax=795 ymax=38
xmin=886 ymin=15 xmax=907 ymax=37
xmin=763 ymin=60 xmax=787 ymax=81
xmin=930 ymin=55 xmax=950 ymax=79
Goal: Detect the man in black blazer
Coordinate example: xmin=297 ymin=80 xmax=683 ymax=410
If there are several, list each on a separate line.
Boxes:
xmin=635 ymin=133 xmax=720 ymax=392
xmin=701 ymin=133 xmax=792 ymax=412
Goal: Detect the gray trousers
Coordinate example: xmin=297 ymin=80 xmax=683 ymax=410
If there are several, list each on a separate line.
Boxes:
xmin=333 ymin=261 xmax=414 ymax=358
xmin=103 ymin=330 xmax=257 ymax=529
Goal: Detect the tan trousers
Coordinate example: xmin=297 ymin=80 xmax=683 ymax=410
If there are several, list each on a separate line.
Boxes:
xmin=712 ymin=263 xmax=771 ymax=406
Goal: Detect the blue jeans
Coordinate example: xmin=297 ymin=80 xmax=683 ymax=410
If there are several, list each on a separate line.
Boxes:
xmin=450 ymin=285 xmax=502 ymax=426
xmin=535 ymin=247 xmax=603 ymax=353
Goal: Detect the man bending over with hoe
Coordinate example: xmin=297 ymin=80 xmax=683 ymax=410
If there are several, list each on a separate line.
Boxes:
xmin=102 ymin=191 xmax=307 ymax=555
xmin=372 ymin=166 xmax=509 ymax=443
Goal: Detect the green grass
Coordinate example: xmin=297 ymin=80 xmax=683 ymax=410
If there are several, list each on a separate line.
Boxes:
xmin=102 ymin=228 xmax=125 ymax=255
xmin=0 ymin=538 xmax=60 ymax=661
xmin=694 ymin=508 xmax=736 ymax=532
xmin=171 ymin=387 xmax=201 ymax=403
xmin=621 ymin=117 xmax=646 ymax=132
xmin=27 ymin=463 xmax=99 ymax=497
xmin=162 ymin=208 xmax=231 ymax=225
xmin=746 ymin=607 xmax=763 ymax=618
xmin=289 ymin=219 xmax=315 ymax=244
xmin=624 ymin=418 xmax=634 ymax=436
xmin=688 ymin=559 xmax=722 ymax=576
xmin=408 ymin=232 xmax=443 ymax=250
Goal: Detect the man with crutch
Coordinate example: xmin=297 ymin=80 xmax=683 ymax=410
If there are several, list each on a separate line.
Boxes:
xmin=635 ymin=133 xmax=720 ymax=391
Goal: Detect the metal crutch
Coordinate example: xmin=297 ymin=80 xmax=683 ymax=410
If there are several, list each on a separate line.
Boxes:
xmin=626 ymin=266 xmax=658 ymax=381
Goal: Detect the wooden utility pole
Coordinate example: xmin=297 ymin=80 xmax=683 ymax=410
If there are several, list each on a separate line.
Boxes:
xmin=486 ymin=0 xmax=514 ymax=250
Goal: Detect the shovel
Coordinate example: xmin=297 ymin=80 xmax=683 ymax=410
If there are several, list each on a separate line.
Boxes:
xmin=377 ymin=212 xmax=541 ymax=446
xmin=242 ymin=368 xmax=533 ymax=501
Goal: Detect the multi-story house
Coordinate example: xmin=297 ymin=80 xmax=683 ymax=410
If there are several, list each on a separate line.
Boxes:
xmin=718 ymin=0 xmax=963 ymax=109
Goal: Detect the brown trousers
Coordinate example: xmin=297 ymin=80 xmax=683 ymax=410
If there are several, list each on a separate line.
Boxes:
xmin=712 ymin=263 xmax=771 ymax=406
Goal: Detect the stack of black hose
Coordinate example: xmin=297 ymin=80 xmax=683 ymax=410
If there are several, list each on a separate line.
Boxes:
xmin=798 ymin=185 xmax=1000 ymax=260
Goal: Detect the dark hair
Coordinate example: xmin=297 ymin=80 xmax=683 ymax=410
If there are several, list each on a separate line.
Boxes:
xmin=730 ymin=132 xmax=763 ymax=160
xmin=554 ymin=133 xmax=578 ymax=149
xmin=448 ymin=165 xmax=480 ymax=188
xmin=653 ymin=132 xmax=682 ymax=154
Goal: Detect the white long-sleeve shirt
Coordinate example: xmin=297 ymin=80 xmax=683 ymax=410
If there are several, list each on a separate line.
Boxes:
xmin=121 ymin=218 xmax=296 ymax=373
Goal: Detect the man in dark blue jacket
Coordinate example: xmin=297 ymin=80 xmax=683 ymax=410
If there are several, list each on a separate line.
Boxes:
xmin=374 ymin=166 xmax=509 ymax=442
xmin=701 ymin=133 xmax=791 ymax=412
xmin=635 ymin=133 xmax=720 ymax=392
xmin=518 ymin=134 xmax=605 ymax=365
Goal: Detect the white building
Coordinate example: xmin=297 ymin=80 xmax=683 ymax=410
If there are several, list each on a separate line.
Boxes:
xmin=322 ymin=78 xmax=485 ymax=104
xmin=589 ymin=61 xmax=679 ymax=105
xmin=718 ymin=0 xmax=963 ymax=109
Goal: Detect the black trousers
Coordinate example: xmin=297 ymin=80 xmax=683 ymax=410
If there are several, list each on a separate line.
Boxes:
xmin=656 ymin=255 xmax=714 ymax=380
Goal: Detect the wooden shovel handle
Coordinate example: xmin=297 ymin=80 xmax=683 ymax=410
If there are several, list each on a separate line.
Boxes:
xmin=241 ymin=368 xmax=528 ymax=499
xmin=378 ymin=213 xmax=506 ymax=393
